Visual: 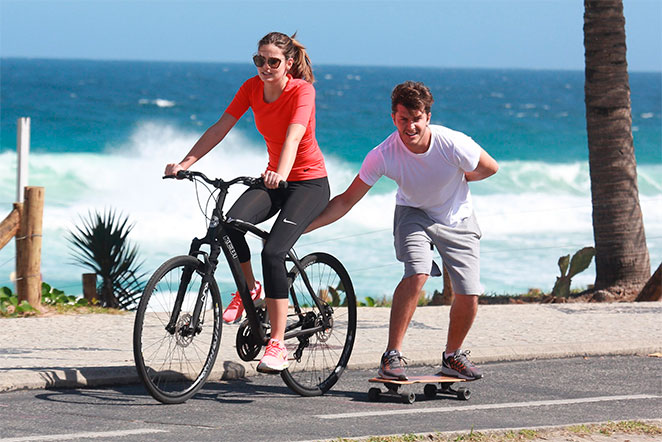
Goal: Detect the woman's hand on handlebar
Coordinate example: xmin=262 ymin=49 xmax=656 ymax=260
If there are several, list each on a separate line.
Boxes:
xmin=262 ymin=170 xmax=285 ymax=189
xmin=165 ymin=163 xmax=185 ymax=178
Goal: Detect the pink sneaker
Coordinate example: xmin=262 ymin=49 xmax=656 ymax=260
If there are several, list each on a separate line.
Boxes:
xmin=222 ymin=281 xmax=262 ymax=323
xmin=257 ymin=338 xmax=289 ymax=373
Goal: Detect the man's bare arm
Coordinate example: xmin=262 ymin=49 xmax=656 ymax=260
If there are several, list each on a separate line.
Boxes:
xmin=465 ymin=148 xmax=499 ymax=182
xmin=306 ymin=175 xmax=372 ymax=233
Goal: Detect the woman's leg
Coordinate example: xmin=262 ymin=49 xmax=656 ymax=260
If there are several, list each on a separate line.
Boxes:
xmin=225 ymin=186 xmax=279 ymax=285
xmin=223 ymin=187 xmax=280 ymax=323
xmin=261 ymin=178 xmax=330 ymax=341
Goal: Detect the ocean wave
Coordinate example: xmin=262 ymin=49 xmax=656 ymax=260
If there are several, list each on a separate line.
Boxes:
xmin=138 ymin=98 xmax=176 ymax=108
xmin=472 ymin=160 xmax=661 ymax=197
xmin=0 ymin=121 xmax=659 ymax=296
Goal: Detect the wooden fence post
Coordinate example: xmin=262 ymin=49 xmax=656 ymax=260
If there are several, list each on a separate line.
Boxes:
xmin=16 ymin=186 xmax=44 ymax=308
xmin=0 ymin=203 xmax=22 ymax=251
xmin=83 ymin=273 xmax=98 ymax=304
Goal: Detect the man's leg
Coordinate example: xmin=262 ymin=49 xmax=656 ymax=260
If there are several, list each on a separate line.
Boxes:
xmin=428 ymin=213 xmax=483 ymax=379
xmin=445 ymin=293 xmax=478 ymax=354
xmin=381 ymin=206 xmax=433 ymax=380
xmin=378 ymin=273 xmax=428 ymax=380
xmin=387 ymin=273 xmax=429 ymax=351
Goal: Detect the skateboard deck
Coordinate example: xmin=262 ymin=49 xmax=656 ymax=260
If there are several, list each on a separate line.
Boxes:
xmin=368 ymin=374 xmax=475 ymax=404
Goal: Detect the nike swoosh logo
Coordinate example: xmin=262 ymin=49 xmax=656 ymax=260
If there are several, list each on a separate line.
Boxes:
xmin=283 ymin=218 xmax=297 ymax=225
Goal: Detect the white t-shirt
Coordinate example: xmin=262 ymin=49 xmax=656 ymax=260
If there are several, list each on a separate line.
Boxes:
xmin=359 ymin=124 xmax=481 ymax=227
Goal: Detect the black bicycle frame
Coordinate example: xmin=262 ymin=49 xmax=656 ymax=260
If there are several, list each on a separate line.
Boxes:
xmin=166 ymin=178 xmax=331 ymax=345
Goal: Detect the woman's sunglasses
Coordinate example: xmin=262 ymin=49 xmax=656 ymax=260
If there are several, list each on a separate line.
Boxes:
xmin=253 ymin=55 xmax=283 ymax=69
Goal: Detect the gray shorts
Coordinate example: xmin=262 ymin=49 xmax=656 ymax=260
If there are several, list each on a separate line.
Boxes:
xmin=393 ymin=205 xmax=483 ymax=295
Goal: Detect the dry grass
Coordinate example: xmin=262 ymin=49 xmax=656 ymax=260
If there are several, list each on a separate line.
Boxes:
xmin=331 ymin=420 xmax=662 ymax=442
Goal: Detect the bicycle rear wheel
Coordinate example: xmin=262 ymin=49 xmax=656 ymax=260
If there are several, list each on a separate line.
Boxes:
xmin=280 ymin=252 xmax=357 ymax=396
xmin=133 ymin=255 xmax=222 ymax=404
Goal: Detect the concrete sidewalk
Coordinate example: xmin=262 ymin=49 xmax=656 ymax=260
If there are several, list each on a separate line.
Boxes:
xmin=1 ymin=303 xmax=661 ymax=393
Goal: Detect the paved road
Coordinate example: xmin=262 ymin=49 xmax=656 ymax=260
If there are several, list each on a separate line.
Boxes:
xmin=1 ymin=356 xmax=660 ymax=442
xmin=2 ymin=303 xmax=661 ymax=392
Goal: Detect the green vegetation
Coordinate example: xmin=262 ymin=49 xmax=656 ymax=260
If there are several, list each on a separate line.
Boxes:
xmin=0 ymin=283 xmax=90 ymax=317
xmin=67 ymin=209 xmax=145 ymax=310
xmin=552 ymin=247 xmax=595 ymax=298
xmin=331 ymin=420 xmax=662 ymax=441
xmin=0 ymin=283 xmax=125 ymax=317
xmin=0 ymin=285 xmax=37 ymax=316
xmin=361 ymin=291 xmax=430 ymax=307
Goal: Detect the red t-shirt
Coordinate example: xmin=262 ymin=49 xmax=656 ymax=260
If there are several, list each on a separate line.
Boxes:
xmin=225 ymin=75 xmax=327 ymax=181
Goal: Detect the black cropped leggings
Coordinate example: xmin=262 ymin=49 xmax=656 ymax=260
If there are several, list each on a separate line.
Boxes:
xmin=225 ymin=177 xmax=330 ymax=299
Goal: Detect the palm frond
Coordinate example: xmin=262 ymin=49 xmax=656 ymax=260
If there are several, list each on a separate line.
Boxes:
xmin=67 ymin=208 xmax=145 ymax=309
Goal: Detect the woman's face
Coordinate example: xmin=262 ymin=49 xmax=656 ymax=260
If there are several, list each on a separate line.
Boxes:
xmin=254 ymin=44 xmax=293 ymax=86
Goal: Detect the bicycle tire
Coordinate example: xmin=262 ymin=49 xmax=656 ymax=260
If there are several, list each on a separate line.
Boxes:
xmin=280 ymin=252 xmax=357 ymax=396
xmin=133 ymin=255 xmax=222 ymax=404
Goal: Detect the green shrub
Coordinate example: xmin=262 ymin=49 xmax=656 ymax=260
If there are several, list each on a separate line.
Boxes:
xmin=0 ymin=284 xmax=88 ymax=317
xmin=552 ymin=247 xmax=595 ymax=297
xmin=67 ymin=209 xmax=145 ymax=310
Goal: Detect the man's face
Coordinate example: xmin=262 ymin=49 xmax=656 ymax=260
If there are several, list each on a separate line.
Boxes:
xmin=392 ymin=104 xmax=431 ymax=148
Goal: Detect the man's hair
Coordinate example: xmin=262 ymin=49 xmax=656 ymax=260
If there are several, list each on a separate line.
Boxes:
xmin=391 ymin=81 xmax=434 ymax=114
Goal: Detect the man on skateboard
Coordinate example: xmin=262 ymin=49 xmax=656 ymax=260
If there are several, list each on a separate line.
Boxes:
xmin=307 ymin=81 xmax=498 ymax=381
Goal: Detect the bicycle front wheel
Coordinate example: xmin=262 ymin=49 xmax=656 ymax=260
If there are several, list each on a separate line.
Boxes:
xmin=280 ymin=252 xmax=357 ymax=396
xmin=133 ymin=255 xmax=222 ymax=404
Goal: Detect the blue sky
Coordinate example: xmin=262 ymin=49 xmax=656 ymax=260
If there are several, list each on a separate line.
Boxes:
xmin=1 ymin=0 xmax=660 ymax=71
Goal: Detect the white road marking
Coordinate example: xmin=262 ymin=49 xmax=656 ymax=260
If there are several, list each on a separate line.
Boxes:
xmin=0 ymin=428 xmax=167 ymax=441
xmin=317 ymin=394 xmax=661 ymax=419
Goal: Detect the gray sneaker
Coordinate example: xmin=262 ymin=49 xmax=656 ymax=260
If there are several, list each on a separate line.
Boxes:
xmin=440 ymin=350 xmax=483 ymax=380
xmin=377 ymin=350 xmax=408 ymax=380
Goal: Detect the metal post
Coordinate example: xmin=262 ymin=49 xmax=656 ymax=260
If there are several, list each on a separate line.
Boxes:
xmin=16 ymin=117 xmax=30 ymax=203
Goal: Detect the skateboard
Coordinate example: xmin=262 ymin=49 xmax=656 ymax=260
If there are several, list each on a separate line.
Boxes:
xmin=368 ymin=374 xmax=474 ymax=404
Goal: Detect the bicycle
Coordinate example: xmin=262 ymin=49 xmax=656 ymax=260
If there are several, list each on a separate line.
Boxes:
xmin=133 ymin=170 xmax=357 ymax=404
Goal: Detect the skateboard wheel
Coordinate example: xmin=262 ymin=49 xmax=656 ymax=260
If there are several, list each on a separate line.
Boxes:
xmin=457 ymin=388 xmax=471 ymax=401
xmin=402 ymin=392 xmax=416 ymax=404
xmin=423 ymin=383 xmax=437 ymax=399
xmin=368 ymin=387 xmax=381 ymax=402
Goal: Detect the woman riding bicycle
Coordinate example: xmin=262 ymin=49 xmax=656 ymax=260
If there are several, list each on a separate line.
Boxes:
xmin=164 ymin=31 xmax=329 ymax=373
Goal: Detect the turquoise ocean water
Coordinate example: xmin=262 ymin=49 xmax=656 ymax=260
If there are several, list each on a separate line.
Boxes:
xmin=1 ymin=59 xmax=660 ymax=302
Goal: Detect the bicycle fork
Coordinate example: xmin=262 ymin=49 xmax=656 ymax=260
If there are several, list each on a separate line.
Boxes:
xmin=165 ymin=232 xmax=218 ymax=337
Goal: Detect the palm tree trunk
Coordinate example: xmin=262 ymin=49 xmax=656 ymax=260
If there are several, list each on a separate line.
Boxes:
xmin=100 ymin=281 xmax=119 ymax=309
xmin=635 ymin=263 xmax=661 ymax=302
xmin=583 ymin=0 xmax=650 ymax=293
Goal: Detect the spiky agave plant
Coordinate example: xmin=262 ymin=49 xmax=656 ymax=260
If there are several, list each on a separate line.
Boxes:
xmin=68 ymin=209 xmax=145 ymax=310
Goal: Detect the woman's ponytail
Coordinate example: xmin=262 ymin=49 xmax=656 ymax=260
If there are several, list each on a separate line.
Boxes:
xmin=288 ymin=33 xmax=315 ymax=83
xmin=258 ymin=31 xmax=315 ymax=83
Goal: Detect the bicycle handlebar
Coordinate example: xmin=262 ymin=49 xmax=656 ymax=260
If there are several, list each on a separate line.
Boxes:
xmin=163 ymin=170 xmax=288 ymax=189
